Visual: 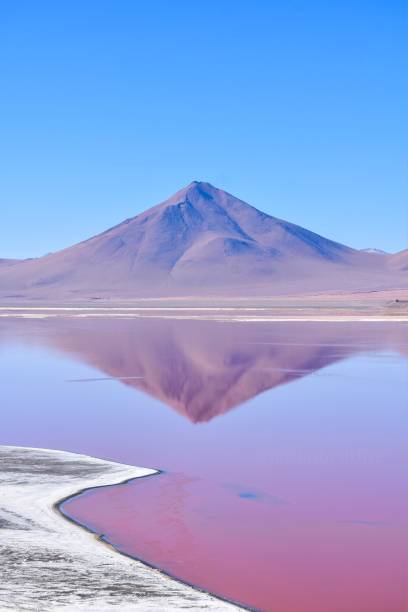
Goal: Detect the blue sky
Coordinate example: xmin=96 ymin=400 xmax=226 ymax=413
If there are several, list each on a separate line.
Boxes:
xmin=1 ymin=0 xmax=406 ymax=258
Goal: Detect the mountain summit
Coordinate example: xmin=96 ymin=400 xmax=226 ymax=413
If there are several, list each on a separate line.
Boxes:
xmin=0 ymin=181 xmax=402 ymax=299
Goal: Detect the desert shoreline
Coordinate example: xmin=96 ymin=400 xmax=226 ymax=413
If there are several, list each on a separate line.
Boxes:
xmin=0 ymin=307 xmax=407 ymax=322
xmin=1 ymin=291 xmax=407 ymax=321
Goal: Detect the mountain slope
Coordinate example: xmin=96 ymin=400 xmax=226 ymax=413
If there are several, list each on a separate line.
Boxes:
xmin=389 ymin=249 xmax=408 ymax=271
xmin=0 ymin=181 xmax=403 ymax=299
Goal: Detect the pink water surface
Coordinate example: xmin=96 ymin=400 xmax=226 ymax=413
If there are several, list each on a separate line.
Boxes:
xmin=1 ymin=319 xmax=408 ymax=611
xmin=63 ymin=467 xmax=408 ymax=611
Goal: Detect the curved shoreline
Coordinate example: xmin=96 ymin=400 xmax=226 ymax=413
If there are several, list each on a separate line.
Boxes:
xmin=0 ymin=445 xmax=239 ymax=611
xmin=58 ymin=475 xmax=249 ymax=612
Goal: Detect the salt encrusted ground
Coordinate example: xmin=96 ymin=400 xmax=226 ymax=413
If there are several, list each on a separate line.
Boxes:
xmin=0 ymin=446 xmax=239 ymax=611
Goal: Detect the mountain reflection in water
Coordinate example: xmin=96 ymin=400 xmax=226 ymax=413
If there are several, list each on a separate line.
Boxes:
xmin=2 ymin=317 xmax=406 ymax=422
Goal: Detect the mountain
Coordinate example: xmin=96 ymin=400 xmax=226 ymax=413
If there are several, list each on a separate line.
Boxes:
xmin=0 ymin=181 xmax=404 ymax=299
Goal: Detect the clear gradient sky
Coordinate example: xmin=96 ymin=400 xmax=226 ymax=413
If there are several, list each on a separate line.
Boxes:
xmin=1 ymin=0 xmax=407 ymax=258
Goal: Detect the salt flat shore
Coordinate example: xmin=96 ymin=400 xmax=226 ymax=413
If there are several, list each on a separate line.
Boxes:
xmin=0 ymin=446 xmax=238 ymax=611
xmin=0 ymin=291 xmax=407 ymax=321
xmin=0 ymin=306 xmax=406 ymax=322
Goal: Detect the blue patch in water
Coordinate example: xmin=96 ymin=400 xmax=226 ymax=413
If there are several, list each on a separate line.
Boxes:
xmin=238 ymin=491 xmax=259 ymax=500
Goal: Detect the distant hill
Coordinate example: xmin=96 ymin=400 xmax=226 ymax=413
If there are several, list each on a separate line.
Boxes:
xmin=389 ymin=248 xmax=408 ymax=271
xmin=0 ymin=258 xmax=21 ymax=268
xmin=0 ymin=181 xmax=404 ymax=300
xmin=360 ymin=248 xmax=388 ymax=255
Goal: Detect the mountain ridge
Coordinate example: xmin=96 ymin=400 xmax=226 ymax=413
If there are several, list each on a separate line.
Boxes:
xmin=0 ymin=181 xmax=405 ymax=299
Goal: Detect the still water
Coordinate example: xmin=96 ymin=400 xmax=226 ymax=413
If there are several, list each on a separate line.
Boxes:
xmin=1 ymin=318 xmax=407 ymax=611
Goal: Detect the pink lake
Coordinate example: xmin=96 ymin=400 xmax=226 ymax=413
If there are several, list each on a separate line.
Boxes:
xmin=1 ymin=318 xmax=407 ymax=611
